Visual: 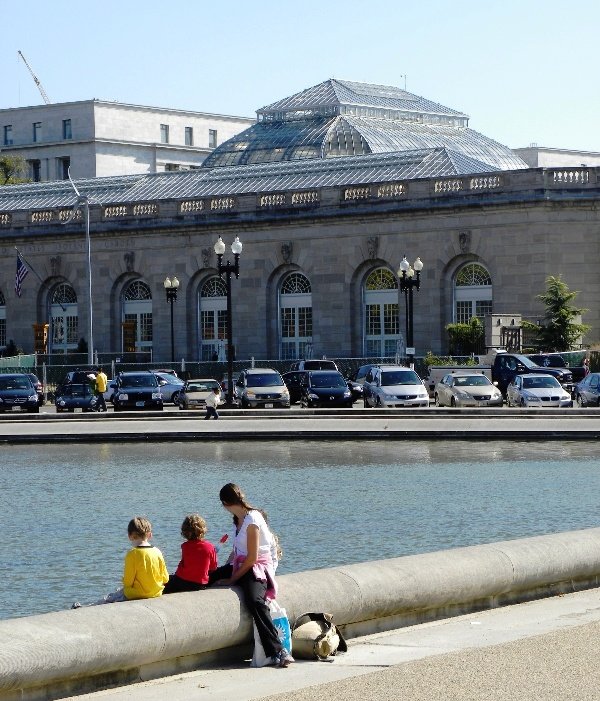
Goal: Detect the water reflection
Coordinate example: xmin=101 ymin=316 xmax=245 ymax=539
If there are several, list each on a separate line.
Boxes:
xmin=1 ymin=440 xmax=599 ymax=620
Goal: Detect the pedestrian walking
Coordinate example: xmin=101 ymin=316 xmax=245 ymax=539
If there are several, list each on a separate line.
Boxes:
xmin=204 ymin=387 xmax=221 ymax=420
xmin=95 ymin=367 xmax=108 ymax=411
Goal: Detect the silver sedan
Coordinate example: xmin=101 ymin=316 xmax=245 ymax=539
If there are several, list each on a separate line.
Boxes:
xmin=434 ymin=373 xmax=503 ymax=407
xmin=506 ymin=374 xmax=572 ymax=408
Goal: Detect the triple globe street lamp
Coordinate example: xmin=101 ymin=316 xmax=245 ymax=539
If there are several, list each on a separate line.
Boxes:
xmin=214 ymin=235 xmax=243 ymax=405
xmin=398 ymin=255 xmax=424 ymax=366
xmin=163 ymin=275 xmax=180 ymax=363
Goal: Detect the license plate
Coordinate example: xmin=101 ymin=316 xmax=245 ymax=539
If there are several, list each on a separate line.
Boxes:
xmin=264 ymin=403 xmax=273 ymax=408
xmin=75 ymin=408 xmax=83 ymax=413
xmin=12 ymin=405 xmax=20 ymax=411
xmin=136 ymin=401 xmax=145 ymax=407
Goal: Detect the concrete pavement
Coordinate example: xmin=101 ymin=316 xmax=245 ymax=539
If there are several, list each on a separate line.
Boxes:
xmin=1 ymin=408 xmax=600 ymax=441
xmin=60 ymin=587 xmax=600 ymax=701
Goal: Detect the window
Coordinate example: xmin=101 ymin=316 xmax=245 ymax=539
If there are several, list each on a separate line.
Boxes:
xmin=57 ymin=157 xmax=70 ymax=180
xmin=160 ymin=124 xmax=169 ymax=144
xmin=279 ymin=273 xmax=312 ymax=360
xmin=164 ymin=163 xmax=180 ymax=171
xmin=122 ymin=280 xmax=153 ymax=353
xmin=49 ymin=283 xmax=78 ymax=353
xmin=33 ymin=122 xmax=42 ymax=143
xmin=363 ymin=268 xmax=400 ymax=356
xmin=453 ymin=263 xmax=493 ymax=323
xmin=62 ymin=119 xmax=72 ymax=140
xmin=209 ymin=129 xmax=217 ymax=148
xmin=0 ymin=290 xmax=5 ymax=348
xmin=185 ymin=127 xmax=193 ymax=146
xmin=199 ymin=277 xmax=227 ymax=360
xmin=3 ymin=125 xmax=12 ymax=146
xmin=28 ymin=160 xmax=41 ymax=182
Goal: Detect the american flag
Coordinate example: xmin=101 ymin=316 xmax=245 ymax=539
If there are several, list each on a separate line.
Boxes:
xmin=15 ymin=255 xmax=29 ymax=297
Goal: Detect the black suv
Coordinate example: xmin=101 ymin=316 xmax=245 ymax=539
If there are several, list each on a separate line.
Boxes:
xmin=526 ymin=354 xmax=586 ymax=383
xmin=113 ymin=371 xmax=164 ymax=412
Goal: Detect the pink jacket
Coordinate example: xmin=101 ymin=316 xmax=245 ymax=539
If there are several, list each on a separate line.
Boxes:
xmin=233 ymin=552 xmax=277 ymax=600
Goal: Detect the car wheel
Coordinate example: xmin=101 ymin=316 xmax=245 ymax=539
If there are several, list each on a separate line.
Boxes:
xmin=363 ymin=396 xmax=369 ymax=408
xmin=434 ymin=393 xmax=441 ymax=407
xmin=241 ymin=398 xmax=250 ymax=409
xmin=171 ymin=391 xmax=180 ymax=404
xmin=520 ymin=398 xmax=526 ymax=408
xmin=450 ymin=397 xmax=456 ymax=408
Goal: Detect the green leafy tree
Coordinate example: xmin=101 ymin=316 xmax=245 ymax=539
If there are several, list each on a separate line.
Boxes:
xmin=523 ymin=275 xmax=590 ymax=351
xmin=0 ymin=155 xmax=29 ymax=185
xmin=445 ymin=317 xmax=484 ymax=355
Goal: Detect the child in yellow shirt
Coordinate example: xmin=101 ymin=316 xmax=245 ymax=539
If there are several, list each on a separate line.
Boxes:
xmin=72 ymin=516 xmax=168 ymax=607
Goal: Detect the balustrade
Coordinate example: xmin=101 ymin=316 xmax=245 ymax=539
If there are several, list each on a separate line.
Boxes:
xmin=210 ymin=197 xmax=236 ymax=211
xmin=31 ymin=210 xmax=54 ymax=223
xmin=434 ymin=179 xmax=463 ymax=193
xmin=104 ymin=205 xmax=128 ymax=218
xmin=377 ymin=182 xmax=406 ymax=198
xmin=470 ymin=176 xmax=502 ymax=190
xmin=132 ymin=203 xmax=158 ymax=216
xmin=180 ymin=200 xmax=204 ymax=213
xmin=259 ymin=193 xmax=286 ymax=207
xmin=552 ymin=169 xmax=590 ymax=185
xmin=0 ymin=213 xmax=12 ymax=226
xmin=291 ymin=190 xmax=319 ymax=205
xmin=344 ymin=186 xmax=371 ymax=200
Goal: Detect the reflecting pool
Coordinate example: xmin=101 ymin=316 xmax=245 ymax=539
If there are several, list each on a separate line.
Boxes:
xmin=1 ymin=440 xmax=599 ymax=619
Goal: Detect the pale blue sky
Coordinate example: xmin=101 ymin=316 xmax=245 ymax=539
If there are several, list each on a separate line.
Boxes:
xmin=1 ymin=0 xmax=598 ymax=151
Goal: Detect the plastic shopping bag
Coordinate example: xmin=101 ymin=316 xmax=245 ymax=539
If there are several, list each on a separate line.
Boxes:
xmin=250 ymin=599 xmax=292 ymax=667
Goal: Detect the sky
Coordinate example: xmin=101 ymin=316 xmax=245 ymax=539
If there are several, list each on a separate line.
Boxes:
xmin=1 ymin=0 xmax=598 ymax=151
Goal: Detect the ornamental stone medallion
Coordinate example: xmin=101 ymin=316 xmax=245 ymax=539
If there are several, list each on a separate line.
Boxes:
xmin=281 ymin=241 xmax=293 ymax=264
xmin=458 ymin=231 xmax=471 ymax=253
xmin=367 ymin=236 xmax=379 ymax=259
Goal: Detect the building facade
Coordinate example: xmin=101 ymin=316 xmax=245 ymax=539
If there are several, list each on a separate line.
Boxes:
xmin=0 ymin=100 xmax=253 ymax=182
xmin=0 ymin=81 xmax=597 ymax=361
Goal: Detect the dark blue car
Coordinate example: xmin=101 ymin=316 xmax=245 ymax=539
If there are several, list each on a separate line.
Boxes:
xmin=300 ymin=370 xmax=353 ymax=408
xmin=55 ymin=383 xmax=99 ymax=413
xmin=0 ymin=373 xmax=39 ymax=413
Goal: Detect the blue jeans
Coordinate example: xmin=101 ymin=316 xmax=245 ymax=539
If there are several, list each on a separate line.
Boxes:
xmin=204 ymin=406 xmax=219 ymax=420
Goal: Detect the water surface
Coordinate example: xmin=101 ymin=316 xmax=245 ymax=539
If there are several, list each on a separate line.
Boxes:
xmin=1 ymin=440 xmax=599 ymax=619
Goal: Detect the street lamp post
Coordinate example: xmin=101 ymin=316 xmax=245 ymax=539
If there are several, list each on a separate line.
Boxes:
xmin=214 ymin=236 xmax=242 ymax=405
xmin=163 ymin=276 xmax=179 ymax=363
xmin=398 ymin=255 xmax=424 ymax=367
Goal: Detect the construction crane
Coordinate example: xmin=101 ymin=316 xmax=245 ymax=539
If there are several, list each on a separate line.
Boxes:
xmin=17 ymin=50 xmax=51 ymax=104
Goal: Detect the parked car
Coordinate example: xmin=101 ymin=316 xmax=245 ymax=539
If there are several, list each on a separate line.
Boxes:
xmin=574 ymin=373 xmax=600 ymax=407
xmin=103 ymin=379 xmax=118 ymax=404
xmin=152 ymin=371 xmax=185 ymax=404
xmin=113 ymin=372 xmax=164 ymax=411
xmin=299 ymin=370 xmax=353 ymax=408
xmin=282 ymin=371 xmax=307 ymax=404
xmin=26 ymin=373 xmax=44 ymax=406
xmin=526 ymin=353 xmax=586 ymax=383
xmin=0 ymin=373 xmax=39 ymax=413
xmin=363 ymin=366 xmax=429 ymax=408
xmin=55 ymin=383 xmax=99 ymax=412
xmin=234 ymin=368 xmax=290 ymax=408
xmin=345 ymin=375 xmax=364 ymax=403
xmin=434 ymin=373 xmax=503 ymax=407
xmin=221 ymin=372 xmax=241 ymax=396
xmin=506 ymin=374 xmax=572 ymax=408
xmin=56 ymin=368 xmax=98 ymax=395
xmin=289 ymin=359 xmax=338 ymax=371
xmin=178 ymin=379 xmax=223 ymax=410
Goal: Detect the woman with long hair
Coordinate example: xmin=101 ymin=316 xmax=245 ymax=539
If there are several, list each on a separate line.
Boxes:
xmin=214 ymin=483 xmax=293 ymax=667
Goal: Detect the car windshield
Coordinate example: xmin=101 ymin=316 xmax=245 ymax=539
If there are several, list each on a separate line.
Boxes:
xmin=454 ymin=376 xmax=491 ymax=387
xmin=515 ymin=355 xmax=540 ymax=369
xmin=246 ymin=374 xmax=283 ymax=387
xmin=64 ymin=384 xmax=90 ymax=397
xmin=381 ymin=370 xmax=421 ymax=386
xmin=523 ymin=377 xmax=560 ymax=388
xmin=187 ymin=381 xmax=219 ymax=392
xmin=530 ymin=355 xmax=565 ymax=367
xmin=0 ymin=377 xmax=31 ymax=390
xmin=120 ymin=375 xmax=157 ymax=388
xmin=155 ymin=374 xmax=184 ymax=385
xmin=310 ymin=373 xmax=346 ymax=389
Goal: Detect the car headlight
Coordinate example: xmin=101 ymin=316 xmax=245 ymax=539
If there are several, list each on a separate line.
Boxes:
xmin=58 ymin=400 xmax=66 ymax=406
xmin=282 ymin=388 xmax=290 ymax=397
xmin=343 ymin=390 xmax=351 ymax=397
xmin=455 ymin=390 xmax=471 ymax=398
xmin=151 ymin=392 xmax=161 ymax=400
xmin=522 ymin=391 xmax=541 ymax=401
xmin=308 ymin=393 xmax=319 ymax=400
xmin=118 ymin=393 xmax=128 ymax=400
xmin=246 ymin=390 xmax=256 ymax=397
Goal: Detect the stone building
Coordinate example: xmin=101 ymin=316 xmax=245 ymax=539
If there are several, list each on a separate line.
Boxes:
xmin=0 ymin=100 xmax=253 ymax=181
xmin=0 ymin=80 xmax=597 ymax=361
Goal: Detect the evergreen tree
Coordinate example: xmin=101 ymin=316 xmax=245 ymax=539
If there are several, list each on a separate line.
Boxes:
xmin=0 ymin=155 xmax=29 ymax=185
xmin=525 ymin=275 xmax=590 ymax=351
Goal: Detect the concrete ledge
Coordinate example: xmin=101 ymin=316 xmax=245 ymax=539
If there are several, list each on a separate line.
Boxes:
xmin=2 ymin=527 xmax=600 ymax=700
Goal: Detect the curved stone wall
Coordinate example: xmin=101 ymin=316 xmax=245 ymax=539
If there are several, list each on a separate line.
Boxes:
xmin=2 ymin=527 xmax=600 ymax=700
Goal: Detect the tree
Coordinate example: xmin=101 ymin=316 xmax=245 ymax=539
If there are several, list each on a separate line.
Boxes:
xmin=0 ymin=155 xmax=29 ymax=185
xmin=523 ymin=275 xmax=590 ymax=351
xmin=445 ymin=317 xmax=484 ymax=355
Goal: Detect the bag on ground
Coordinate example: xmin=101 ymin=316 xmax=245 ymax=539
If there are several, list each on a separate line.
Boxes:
xmin=251 ymin=599 xmax=292 ymax=667
xmin=291 ymin=612 xmax=347 ymax=660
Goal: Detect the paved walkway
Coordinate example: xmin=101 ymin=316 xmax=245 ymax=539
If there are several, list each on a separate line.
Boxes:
xmin=62 ymin=588 xmax=600 ymax=701
xmin=1 ymin=410 xmax=600 ymax=441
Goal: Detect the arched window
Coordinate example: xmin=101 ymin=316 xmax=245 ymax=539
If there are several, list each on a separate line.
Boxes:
xmin=49 ymin=283 xmax=78 ymax=353
xmin=122 ymin=280 xmax=152 ymax=353
xmin=279 ymin=272 xmax=312 ymax=360
xmin=0 ymin=290 xmax=5 ymax=348
xmin=363 ymin=268 xmax=400 ymax=356
xmin=454 ymin=263 xmax=492 ymax=323
xmin=199 ymin=276 xmax=227 ymax=361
